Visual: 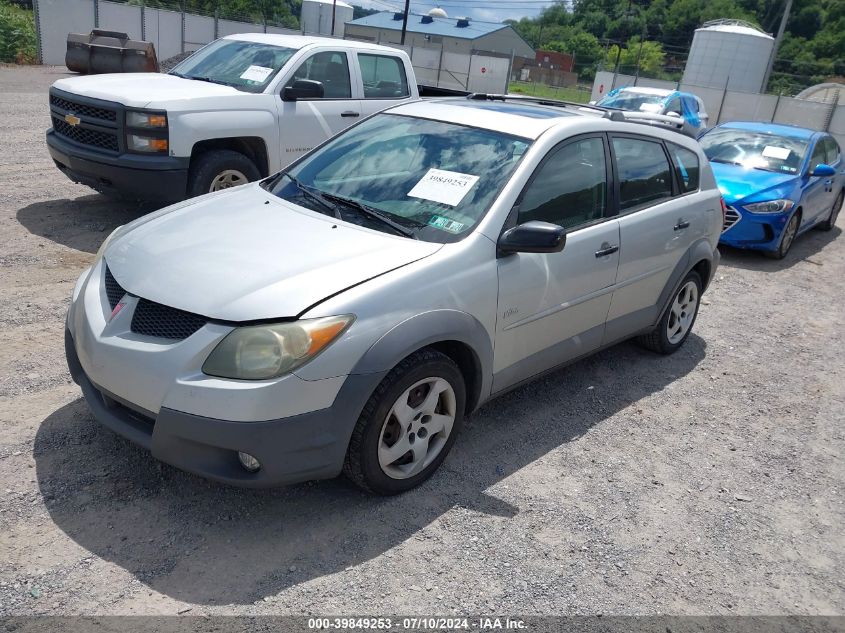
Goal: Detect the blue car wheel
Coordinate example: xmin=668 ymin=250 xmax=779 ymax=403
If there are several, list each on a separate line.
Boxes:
xmin=765 ymin=212 xmax=800 ymax=260
xmin=820 ymin=190 xmax=843 ymax=232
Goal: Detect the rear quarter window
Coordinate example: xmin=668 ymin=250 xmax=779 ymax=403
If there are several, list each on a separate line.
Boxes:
xmin=668 ymin=144 xmax=700 ymax=193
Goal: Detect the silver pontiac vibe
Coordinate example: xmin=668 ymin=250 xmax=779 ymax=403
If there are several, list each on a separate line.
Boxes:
xmin=65 ymin=97 xmax=722 ymax=494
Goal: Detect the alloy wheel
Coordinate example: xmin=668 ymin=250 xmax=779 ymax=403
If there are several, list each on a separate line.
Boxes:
xmin=666 ymin=280 xmax=698 ymax=345
xmin=780 ymin=214 xmax=799 ymax=254
xmin=209 ymin=169 xmax=248 ymax=192
xmin=377 ymin=377 xmax=457 ymax=480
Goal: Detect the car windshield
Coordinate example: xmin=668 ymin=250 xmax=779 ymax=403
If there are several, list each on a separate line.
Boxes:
xmin=266 ymin=113 xmax=531 ymax=243
xmin=699 ymin=127 xmax=808 ymax=174
xmin=169 ymin=39 xmax=297 ymax=93
xmin=597 ymin=92 xmax=665 ymax=112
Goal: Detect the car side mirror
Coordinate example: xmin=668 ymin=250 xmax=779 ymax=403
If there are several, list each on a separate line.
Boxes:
xmin=283 ymin=79 xmax=324 ymax=101
xmin=810 ymin=163 xmax=836 ymax=177
xmin=666 ymin=111 xmax=682 ymax=119
xmin=498 ymin=220 xmax=567 ymax=256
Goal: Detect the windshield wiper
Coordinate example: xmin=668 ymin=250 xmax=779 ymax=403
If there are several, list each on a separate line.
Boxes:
xmin=281 ymin=173 xmax=342 ymax=219
xmin=320 ymin=192 xmax=418 ymax=239
xmin=709 ymin=158 xmax=743 ymax=166
xmin=184 ymin=75 xmax=230 ymax=86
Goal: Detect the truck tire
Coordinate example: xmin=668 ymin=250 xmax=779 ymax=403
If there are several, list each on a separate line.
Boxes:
xmin=187 ymin=149 xmax=261 ymax=198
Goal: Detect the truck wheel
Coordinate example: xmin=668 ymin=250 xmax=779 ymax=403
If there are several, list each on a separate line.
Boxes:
xmin=343 ymin=349 xmax=466 ymax=495
xmin=187 ymin=150 xmax=260 ymax=198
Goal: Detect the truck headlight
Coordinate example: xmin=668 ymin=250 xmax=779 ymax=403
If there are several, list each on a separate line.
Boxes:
xmin=126 ymin=110 xmax=167 ymax=129
xmin=202 ymin=315 xmax=354 ymax=380
xmin=127 ymin=134 xmax=168 ymax=153
xmin=743 ymin=199 xmax=794 ymax=214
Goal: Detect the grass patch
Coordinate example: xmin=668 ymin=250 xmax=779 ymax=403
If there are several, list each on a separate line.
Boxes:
xmin=0 ymin=0 xmax=36 ymax=64
xmin=508 ymin=81 xmax=592 ymax=103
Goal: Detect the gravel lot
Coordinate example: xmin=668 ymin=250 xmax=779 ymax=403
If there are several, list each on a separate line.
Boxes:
xmin=0 ymin=64 xmax=843 ymax=617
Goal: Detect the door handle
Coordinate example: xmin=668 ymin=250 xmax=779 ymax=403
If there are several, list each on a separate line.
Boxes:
xmin=595 ymin=244 xmax=619 ymax=258
xmin=341 ymin=111 xmax=360 ymax=117
xmin=674 ymin=219 xmax=690 ymax=231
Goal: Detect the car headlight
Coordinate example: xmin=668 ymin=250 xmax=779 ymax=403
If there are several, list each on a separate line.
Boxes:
xmin=127 ymin=134 xmax=168 ymax=153
xmin=95 ymin=225 xmax=123 ymax=261
xmin=126 ymin=110 xmax=167 ymax=129
xmin=743 ymin=199 xmax=794 ymax=213
xmin=202 ymin=315 xmax=354 ymax=380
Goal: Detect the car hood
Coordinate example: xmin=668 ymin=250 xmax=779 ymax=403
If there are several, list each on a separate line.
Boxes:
xmin=710 ymin=162 xmax=798 ymax=205
xmin=52 ymin=73 xmax=240 ymax=108
xmin=104 ymin=185 xmax=442 ymax=321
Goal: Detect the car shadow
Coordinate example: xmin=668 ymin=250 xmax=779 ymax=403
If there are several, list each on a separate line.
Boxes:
xmin=16 ymin=194 xmax=159 ymax=254
xmin=719 ymin=225 xmax=842 ymax=273
xmin=34 ymin=335 xmax=706 ymax=605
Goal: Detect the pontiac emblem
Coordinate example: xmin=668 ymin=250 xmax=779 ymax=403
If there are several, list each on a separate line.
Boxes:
xmin=65 ymin=113 xmax=81 ymax=126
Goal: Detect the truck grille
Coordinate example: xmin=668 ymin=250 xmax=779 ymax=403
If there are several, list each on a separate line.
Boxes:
xmin=52 ymin=115 xmax=119 ymax=152
xmin=722 ymin=206 xmax=741 ymax=233
xmin=50 ymin=93 xmax=117 ymax=122
xmin=130 ymin=299 xmax=208 ymax=340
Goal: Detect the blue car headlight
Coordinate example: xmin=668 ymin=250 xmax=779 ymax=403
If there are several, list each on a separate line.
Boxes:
xmin=743 ymin=199 xmax=794 ymax=214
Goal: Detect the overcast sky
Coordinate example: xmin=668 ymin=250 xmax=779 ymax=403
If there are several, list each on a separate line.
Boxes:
xmin=352 ymin=0 xmax=558 ymax=23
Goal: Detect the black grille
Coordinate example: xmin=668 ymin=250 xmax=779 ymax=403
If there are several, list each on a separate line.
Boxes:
xmin=50 ymin=93 xmax=117 ymax=122
xmin=104 ymin=266 xmax=125 ymax=310
xmin=131 ymin=299 xmax=208 ymax=340
xmin=723 ymin=206 xmax=741 ymax=233
xmin=52 ymin=116 xmax=119 ymax=152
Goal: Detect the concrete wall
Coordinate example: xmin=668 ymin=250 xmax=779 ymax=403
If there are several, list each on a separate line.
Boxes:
xmin=590 ymin=70 xmax=845 ymax=148
xmin=35 ymin=0 xmax=298 ymax=66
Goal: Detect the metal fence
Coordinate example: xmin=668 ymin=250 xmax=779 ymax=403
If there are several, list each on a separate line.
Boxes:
xmin=591 ymin=70 xmax=845 ymax=148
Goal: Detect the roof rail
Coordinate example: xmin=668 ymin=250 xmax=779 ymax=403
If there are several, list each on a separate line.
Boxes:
xmin=465 ymin=93 xmax=696 ymax=138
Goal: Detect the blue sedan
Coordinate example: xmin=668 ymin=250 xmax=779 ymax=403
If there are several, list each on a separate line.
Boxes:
xmin=699 ymin=122 xmax=844 ymax=258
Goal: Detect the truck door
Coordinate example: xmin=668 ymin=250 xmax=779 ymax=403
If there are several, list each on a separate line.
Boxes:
xmin=355 ymin=52 xmax=414 ymax=118
xmin=276 ymin=50 xmax=362 ymax=168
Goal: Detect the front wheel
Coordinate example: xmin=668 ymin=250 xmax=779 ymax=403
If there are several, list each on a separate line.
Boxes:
xmin=186 ymin=149 xmax=260 ymax=199
xmin=765 ymin=212 xmax=800 ymax=259
xmin=343 ymin=349 xmax=466 ymax=495
xmin=637 ymin=271 xmax=702 ymax=355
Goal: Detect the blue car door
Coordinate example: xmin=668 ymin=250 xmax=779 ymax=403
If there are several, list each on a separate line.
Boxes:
xmin=803 ymin=138 xmax=831 ymax=226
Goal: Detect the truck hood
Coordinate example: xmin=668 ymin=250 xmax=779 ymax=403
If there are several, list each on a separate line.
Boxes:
xmin=710 ymin=162 xmax=798 ymax=205
xmin=104 ymin=185 xmax=442 ymax=321
xmin=52 ymin=73 xmax=240 ymax=108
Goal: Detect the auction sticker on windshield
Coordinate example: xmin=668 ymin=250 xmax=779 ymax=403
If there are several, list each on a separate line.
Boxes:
xmin=762 ymin=145 xmax=791 ymax=160
xmin=408 ymin=168 xmax=480 ymax=207
xmin=240 ymin=65 xmax=274 ymax=82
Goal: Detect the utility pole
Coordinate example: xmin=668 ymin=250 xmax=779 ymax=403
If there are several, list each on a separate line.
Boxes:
xmin=331 ymin=0 xmax=337 ymax=36
xmin=761 ymin=0 xmax=793 ymax=93
xmin=611 ymin=0 xmax=633 ymax=89
xmin=400 ymin=0 xmax=410 ymax=45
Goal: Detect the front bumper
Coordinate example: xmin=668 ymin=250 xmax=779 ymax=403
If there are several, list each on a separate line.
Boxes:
xmin=65 ymin=327 xmax=384 ymax=489
xmin=47 ymin=129 xmax=189 ymax=202
xmin=719 ymin=206 xmax=793 ymax=251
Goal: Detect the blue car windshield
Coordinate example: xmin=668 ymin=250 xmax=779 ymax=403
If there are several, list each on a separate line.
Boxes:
xmin=266 ymin=113 xmax=531 ymax=243
xmin=597 ymin=92 xmax=664 ymax=112
xmin=700 ymin=128 xmax=808 ymax=174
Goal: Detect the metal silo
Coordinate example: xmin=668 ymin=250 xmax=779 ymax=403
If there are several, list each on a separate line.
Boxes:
xmin=682 ymin=19 xmax=775 ymax=93
xmin=301 ymin=0 xmax=354 ymax=37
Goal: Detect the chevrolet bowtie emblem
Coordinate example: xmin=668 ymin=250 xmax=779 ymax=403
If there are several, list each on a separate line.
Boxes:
xmin=65 ymin=113 xmax=81 ymax=126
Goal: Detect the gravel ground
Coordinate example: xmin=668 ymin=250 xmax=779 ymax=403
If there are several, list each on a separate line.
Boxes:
xmin=0 ymin=65 xmax=843 ymax=617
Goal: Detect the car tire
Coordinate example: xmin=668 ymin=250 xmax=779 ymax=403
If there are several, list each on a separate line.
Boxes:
xmin=637 ymin=270 xmax=702 ymax=355
xmin=765 ymin=211 xmax=800 ymax=259
xmin=186 ymin=149 xmax=261 ymax=198
xmin=819 ymin=190 xmax=843 ymax=232
xmin=343 ymin=348 xmax=466 ymax=495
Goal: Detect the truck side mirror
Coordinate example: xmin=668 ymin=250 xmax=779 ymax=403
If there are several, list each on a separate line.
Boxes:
xmin=283 ymin=79 xmax=324 ymax=101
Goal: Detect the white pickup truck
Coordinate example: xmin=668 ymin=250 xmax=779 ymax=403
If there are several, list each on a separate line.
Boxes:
xmin=46 ymin=34 xmax=438 ymax=201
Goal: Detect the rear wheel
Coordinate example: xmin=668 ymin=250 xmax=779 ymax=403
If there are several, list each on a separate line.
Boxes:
xmin=637 ymin=271 xmax=702 ymax=355
xmin=343 ymin=349 xmax=465 ymax=495
xmin=187 ymin=149 xmax=260 ymax=199
xmin=766 ymin=212 xmax=800 ymax=259
xmin=819 ymin=190 xmax=843 ymax=232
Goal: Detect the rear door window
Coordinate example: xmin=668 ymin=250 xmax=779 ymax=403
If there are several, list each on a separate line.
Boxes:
xmin=359 ymin=53 xmax=410 ymax=99
xmin=612 ymin=137 xmax=673 ymax=210
xmin=668 ymin=143 xmax=700 ymax=193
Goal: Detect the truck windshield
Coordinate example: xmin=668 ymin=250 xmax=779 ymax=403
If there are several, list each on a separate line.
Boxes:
xmin=700 ymin=127 xmax=808 ymax=174
xmin=169 ymin=39 xmax=297 ymax=93
xmin=266 ymin=113 xmax=531 ymax=243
